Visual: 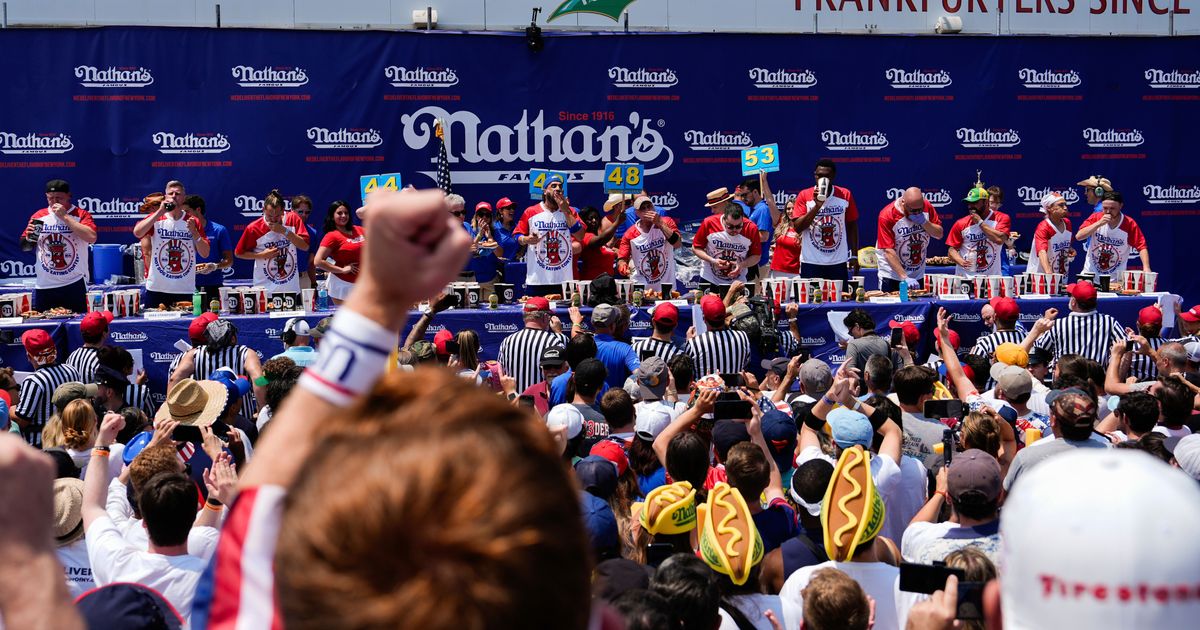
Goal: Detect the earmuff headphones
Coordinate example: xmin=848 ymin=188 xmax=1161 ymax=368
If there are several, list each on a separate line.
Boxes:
xmin=1093 ymin=175 xmax=1106 ymax=199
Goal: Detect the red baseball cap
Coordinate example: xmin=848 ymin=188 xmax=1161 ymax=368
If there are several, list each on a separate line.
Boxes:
xmin=433 ymin=329 xmax=455 ymax=356
xmin=495 ymin=197 xmax=515 ymax=209
xmin=652 ymin=302 xmax=679 ymax=326
xmin=1066 ymin=281 xmax=1097 ymax=302
xmin=934 ymin=327 xmax=961 ymax=350
xmin=989 ymin=297 xmax=1020 ymax=323
xmin=523 ymin=296 xmax=551 ymax=313
xmin=700 ymin=295 xmax=726 ymax=323
xmin=188 ymin=312 xmax=219 ymax=343
xmin=1138 ymin=305 xmax=1164 ymax=326
xmin=80 ymin=310 xmax=114 ymax=336
xmin=887 ymin=320 xmax=920 ymax=345
xmin=21 ymin=329 xmax=56 ymax=358
xmin=1181 ymin=305 xmax=1200 ymax=324
xmin=474 ymin=201 xmax=493 ymax=213
xmin=590 ymin=440 xmax=629 ymax=476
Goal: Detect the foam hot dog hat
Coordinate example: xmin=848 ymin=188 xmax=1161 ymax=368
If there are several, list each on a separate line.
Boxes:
xmin=697 ymin=482 xmax=764 ymax=586
xmin=821 ymin=445 xmax=886 ymax=562
xmin=632 ymin=481 xmax=697 ymax=536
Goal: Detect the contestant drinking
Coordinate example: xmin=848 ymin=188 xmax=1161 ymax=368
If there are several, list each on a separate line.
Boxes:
xmin=132 ymin=180 xmax=210 ymax=307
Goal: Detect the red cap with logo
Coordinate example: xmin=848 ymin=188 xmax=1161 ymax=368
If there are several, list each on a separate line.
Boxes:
xmin=1181 ymin=305 xmax=1200 ymax=324
xmin=1066 ymin=281 xmax=1097 ymax=302
xmin=495 ymin=197 xmax=515 ymax=210
xmin=700 ymin=295 xmax=727 ymax=323
xmin=80 ymin=310 xmax=114 ymax=336
xmin=434 ymin=329 xmax=455 ymax=356
xmin=523 ymin=296 xmax=551 ymax=313
xmin=474 ymin=201 xmax=493 ymax=213
xmin=21 ymin=329 xmax=56 ymax=358
xmin=652 ymin=302 xmax=679 ymax=326
xmin=1138 ymin=305 xmax=1164 ymax=326
xmin=934 ymin=327 xmax=961 ymax=350
xmin=887 ymin=320 xmax=920 ymax=345
xmin=590 ymin=440 xmax=630 ymax=476
xmin=188 ymin=312 xmax=219 ymax=343
xmin=989 ymin=297 xmax=1020 ymax=323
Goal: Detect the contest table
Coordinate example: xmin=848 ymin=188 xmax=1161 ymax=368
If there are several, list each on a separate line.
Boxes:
xmin=0 ymin=295 xmax=1164 ymax=404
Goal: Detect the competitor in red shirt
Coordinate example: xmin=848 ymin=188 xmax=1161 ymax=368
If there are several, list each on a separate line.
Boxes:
xmin=691 ymin=201 xmax=761 ymax=296
xmin=314 ymin=200 xmax=365 ymax=305
xmin=790 ymin=159 xmax=859 ymax=281
xmin=234 ymin=189 xmax=310 ymax=294
xmin=945 ymin=186 xmax=1011 ymax=277
xmin=617 ymin=196 xmax=682 ymax=289
xmin=514 ymin=175 xmax=585 ymax=296
xmin=576 ymin=205 xmax=622 ymax=280
xmin=19 ymin=179 xmax=98 ymax=311
xmin=1075 ymin=190 xmax=1151 ymax=277
xmin=132 ymin=180 xmax=211 ymax=306
xmin=875 ymin=187 xmax=944 ymax=292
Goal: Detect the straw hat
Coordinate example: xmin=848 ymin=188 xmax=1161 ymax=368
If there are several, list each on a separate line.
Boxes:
xmin=705 ymin=187 xmax=734 ymax=207
xmin=154 ymin=378 xmax=229 ymax=426
xmin=603 ymin=193 xmax=630 ymax=213
xmin=54 ymin=477 xmax=86 ymax=546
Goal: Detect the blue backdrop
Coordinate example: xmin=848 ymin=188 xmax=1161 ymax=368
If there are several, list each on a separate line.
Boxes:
xmin=0 ymin=28 xmax=1197 ymax=298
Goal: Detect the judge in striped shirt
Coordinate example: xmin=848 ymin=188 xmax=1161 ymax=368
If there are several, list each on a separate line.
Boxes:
xmin=1034 ymin=280 xmax=1125 ymax=366
xmin=631 ymin=302 xmax=685 ymax=365
xmin=66 ymin=310 xmax=112 ymax=383
xmin=686 ymin=294 xmax=751 ymax=376
xmin=12 ymin=329 xmax=81 ymax=446
xmin=971 ymin=298 xmax=1027 ymax=360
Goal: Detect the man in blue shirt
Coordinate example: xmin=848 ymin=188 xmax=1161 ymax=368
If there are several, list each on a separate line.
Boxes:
xmin=463 ymin=201 xmax=503 ymax=298
xmin=602 ymin=192 xmax=639 ymax=238
xmin=186 ymin=195 xmax=233 ymax=307
xmin=291 ymin=194 xmax=321 ymax=290
xmin=492 ymin=197 xmax=520 ymax=262
xmin=740 ymin=173 xmax=780 ymax=284
xmin=272 ymin=318 xmax=317 ymax=366
xmin=590 ymin=303 xmax=640 ymax=388
xmin=1077 ymin=175 xmax=1112 ymax=214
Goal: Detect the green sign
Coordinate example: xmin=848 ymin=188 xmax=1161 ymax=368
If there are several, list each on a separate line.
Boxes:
xmin=548 ymin=0 xmax=640 ymax=22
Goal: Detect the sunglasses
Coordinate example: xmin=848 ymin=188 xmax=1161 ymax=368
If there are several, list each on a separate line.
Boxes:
xmin=726 ymin=222 xmax=744 ymax=231
xmin=451 ymin=210 xmax=465 ymax=217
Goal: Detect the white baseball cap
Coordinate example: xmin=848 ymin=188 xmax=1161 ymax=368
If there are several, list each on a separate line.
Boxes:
xmin=634 ymin=407 xmax=673 ymax=441
xmin=1001 ymin=450 xmax=1200 ymax=629
xmin=283 ymin=318 xmax=311 ymax=337
xmin=545 ymin=404 xmax=583 ymax=440
xmin=1173 ymin=434 xmax=1200 ymax=481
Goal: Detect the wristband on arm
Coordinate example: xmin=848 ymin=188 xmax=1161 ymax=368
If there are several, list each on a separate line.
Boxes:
xmin=298 ymin=309 xmax=399 ymax=407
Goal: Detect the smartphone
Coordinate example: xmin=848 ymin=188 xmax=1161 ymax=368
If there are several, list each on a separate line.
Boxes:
xmin=444 ymin=339 xmax=460 ymax=355
xmin=890 ymin=328 xmax=905 ymax=347
xmin=719 ymin=373 xmax=746 ymax=389
xmin=646 ymin=543 xmax=674 ymax=568
xmin=899 ymin=563 xmax=983 ymax=621
xmin=518 ymin=394 xmax=536 ymax=409
xmin=640 ymin=348 xmax=656 ymax=361
xmin=923 ymin=399 xmax=965 ymax=421
xmin=795 ymin=347 xmax=812 ymax=363
xmin=171 ymin=425 xmax=201 ymax=442
xmin=942 ymin=428 xmax=955 ymax=467
xmin=713 ymin=398 xmax=753 ymax=421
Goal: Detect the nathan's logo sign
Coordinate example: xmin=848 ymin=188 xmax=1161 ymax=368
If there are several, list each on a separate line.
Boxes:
xmin=773 ymin=190 xmax=797 ymax=207
xmin=685 ymin=130 xmax=752 ymax=151
xmin=0 ymin=260 xmax=35 ymax=277
xmin=609 ymin=66 xmax=678 ymax=88
xmin=400 ymin=107 xmax=674 ymax=184
xmin=0 ymin=132 xmax=73 ymax=154
xmin=1083 ymin=128 xmax=1144 ymax=148
xmin=648 ymin=192 xmax=679 ymax=212
xmin=76 ymin=197 xmax=143 ymax=219
xmin=885 ymin=68 xmax=951 ymax=89
xmin=74 ymin=65 xmax=154 ymax=88
xmin=749 ymin=68 xmax=817 ymax=89
xmin=152 ymin=132 xmax=230 ymax=154
xmin=956 ymin=128 xmax=1021 ymax=148
xmin=307 ymin=127 xmax=383 ymax=149
xmin=150 ymin=352 xmax=180 ymax=364
xmin=822 ymin=130 xmax=888 ymax=151
xmin=231 ymin=65 xmax=309 ymax=87
xmin=1145 ymin=69 xmax=1200 ymax=89
xmin=884 ymin=188 xmax=952 ymax=208
xmin=235 ymin=194 xmax=292 ymax=218
xmin=1018 ymin=187 xmax=1080 ymax=207
xmin=110 ymin=332 xmax=148 ymax=343
xmin=1143 ymin=184 xmax=1200 ymax=205
xmin=384 ymin=66 xmax=459 ymax=88
xmin=1018 ymin=68 xmax=1081 ymax=89
xmin=484 ymin=322 xmax=519 ymax=333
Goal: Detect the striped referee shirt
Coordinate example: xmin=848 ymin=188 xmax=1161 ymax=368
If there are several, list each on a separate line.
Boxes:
xmin=970 ymin=329 xmax=1027 ymax=359
xmin=1035 ymin=310 xmax=1125 ymax=366
xmin=124 ymin=383 xmax=158 ymax=418
xmin=1127 ymin=336 xmax=1167 ymax=382
xmin=65 ymin=346 xmax=100 ymax=384
xmin=498 ymin=328 xmax=568 ymax=393
xmin=686 ymin=328 xmax=751 ymax=376
xmin=192 ymin=345 xmax=259 ymax=415
xmin=631 ymin=337 xmax=684 ymax=365
xmin=13 ymin=362 xmax=81 ymax=447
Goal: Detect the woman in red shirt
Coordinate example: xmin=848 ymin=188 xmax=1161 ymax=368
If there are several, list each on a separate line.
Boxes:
xmin=314 ymin=200 xmax=365 ymax=305
xmin=770 ymin=198 xmax=802 ymax=278
xmin=575 ymin=205 xmax=621 ymax=280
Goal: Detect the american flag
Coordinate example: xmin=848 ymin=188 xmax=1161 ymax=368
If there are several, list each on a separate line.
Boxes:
xmin=435 ymin=119 xmax=453 ymax=194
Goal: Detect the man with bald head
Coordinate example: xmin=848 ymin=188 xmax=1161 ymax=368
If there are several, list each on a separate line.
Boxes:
xmin=875 ymin=187 xmax=944 ymax=292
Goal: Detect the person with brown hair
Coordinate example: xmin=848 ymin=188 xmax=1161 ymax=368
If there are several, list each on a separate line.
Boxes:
xmin=235 ymin=188 xmax=310 ymax=294
xmin=289 ymin=193 xmax=320 ymax=290
xmin=203 ymin=188 xmax=598 ymax=630
xmin=800 ymin=567 xmax=874 ymax=630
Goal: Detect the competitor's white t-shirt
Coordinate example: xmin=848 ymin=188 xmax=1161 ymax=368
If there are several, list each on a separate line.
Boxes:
xmin=793 ymin=185 xmax=859 ymax=265
xmin=1026 ymin=217 xmax=1074 ymax=275
xmin=875 ymin=200 xmax=941 ymax=281
xmin=1079 ymin=213 xmax=1147 ymax=276
xmin=692 ymin=214 xmax=762 ymax=284
xmin=146 ymin=214 xmax=204 ymax=295
xmin=27 ymin=206 xmax=95 ymax=289
xmin=515 ymin=203 xmax=577 ymax=286
xmin=946 ymin=211 xmax=1012 ymax=277
xmin=618 ymin=220 xmax=678 ymax=286
xmin=235 ymin=213 xmax=309 ymax=293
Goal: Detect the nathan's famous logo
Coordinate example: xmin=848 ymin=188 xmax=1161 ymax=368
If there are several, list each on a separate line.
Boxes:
xmin=892 ymin=314 xmax=925 ymax=323
xmin=1142 ymin=184 xmax=1200 ymax=205
xmin=0 ymin=131 xmax=73 ymax=155
xmin=1082 ymin=128 xmax=1145 ymax=148
xmin=307 ymin=127 xmax=383 ymax=149
xmin=773 ymin=190 xmax=798 ymax=208
xmin=234 ymin=195 xmax=293 ymax=218
xmin=39 ymin=232 xmax=80 ymax=275
xmin=152 ymin=132 xmax=230 ymax=154
xmin=822 ymin=130 xmax=888 ymax=151
xmin=1144 ymin=69 xmax=1200 ymax=89
xmin=263 ymin=241 xmax=296 ymax=283
xmin=76 ymin=197 xmax=143 ymax=220
xmin=609 ymin=66 xmax=678 ymax=88
xmin=231 ymin=65 xmax=309 ymax=87
xmin=0 ymin=260 xmax=35 ymax=277
xmin=648 ymin=192 xmax=679 ymax=211
xmin=150 ymin=352 xmax=180 ymax=364
xmin=1090 ymin=240 xmax=1122 ymax=273
xmin=1018 ymin=186 xmax=1080 ymax=207
xmin=74 ymin=65 xmax=154 ymax=88
xmin=400 ymin=107 xmax=674 ymax=184
xmin=884 ymin=188 xmax=952 ymax=208
xmin=384 ymin=66 xmax=459 ymax=88
xmin=1018 ymin=68 xmax=1081 ymax=89
xmin=685 ymin=130 xmax=752 ymax=151
xmin=748 ymin=68 xmax=817 ymax=89
xmin=956 ymin=128 xmax=1021 ymax=148
xmin=484 ymin=322 xmax=519 ymax=333
xmin=885 ymin=68 xmax=952 ymax=89
xmin=809 ymin=215 xmax=844 ymax=252
xmin=110 ymin=332 xmax=148 ymax=343
xmin=154 ymin=235 xmax=194 ymax=279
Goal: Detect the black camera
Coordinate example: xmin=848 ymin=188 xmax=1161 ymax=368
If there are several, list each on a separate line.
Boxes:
xmin=729 ymin=295 xmax=779 ymax=356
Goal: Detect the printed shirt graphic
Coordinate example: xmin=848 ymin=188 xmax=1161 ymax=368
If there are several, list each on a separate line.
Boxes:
xmin=792 ymin=185 xmax=859 ymax=265
xmin=1079 ymin=213 xmax=1146 ymax=276
xmin=146 ymin=214 xmax=205 ymax=294
xmin=23 ymin=206 xmax=96 ymax=289
xmin=692 ymin=214 xmax=761 ymax=284
xmin=235 ymin=213 xmax=309 ymax=293
xmin=875 ymin=199 xmax=941 ymax=281
xmin=618 ymin=219 xmax=678 ymax=286
xmin=1026 ymin=217 xmax=1075 ymax=275
xmin=515 ymin=203 xmax=578 ymax=286
xmin=319 ymin=227 xmax=366 ymax=283
xmin=945 ymin=210 xmax=1011 ymax=277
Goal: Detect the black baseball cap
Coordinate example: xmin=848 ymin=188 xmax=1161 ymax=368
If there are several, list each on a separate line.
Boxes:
xmin=541 ymin=346 xmax=567 ymax=368
xmin=45 ymin=179 xmax=70 ymax=194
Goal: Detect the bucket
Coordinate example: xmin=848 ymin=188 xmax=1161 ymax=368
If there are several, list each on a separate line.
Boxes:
xmin=92 ymin=244 xmax=124 ymax=284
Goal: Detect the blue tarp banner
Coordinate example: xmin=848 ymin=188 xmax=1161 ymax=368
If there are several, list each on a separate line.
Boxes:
xmin=0 ymin=28 xmax=1196 ymax=298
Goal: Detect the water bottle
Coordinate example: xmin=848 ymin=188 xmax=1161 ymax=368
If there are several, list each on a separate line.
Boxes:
xmin=193 ymin=290 xmax=203 ymax=316
xmin=899 ymin=280 xmax=909 ymax=302
xmin=317 ymin=283 xmax=330 ymax=311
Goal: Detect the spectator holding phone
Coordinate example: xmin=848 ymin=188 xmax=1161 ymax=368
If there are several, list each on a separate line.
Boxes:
xmin=902 ymin=449 xmax=1003 ymax=565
